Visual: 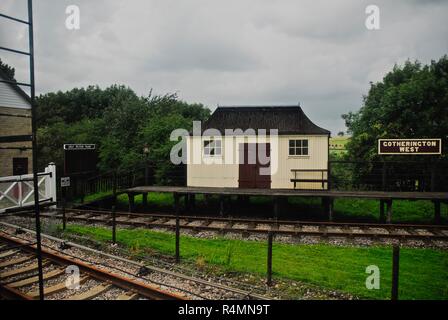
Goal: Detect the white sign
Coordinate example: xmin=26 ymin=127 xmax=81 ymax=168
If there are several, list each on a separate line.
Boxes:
xmin=64 ymin=144 xmax=96 ymax=151
xmin=61 ymin=177 xmax=71 ymax=188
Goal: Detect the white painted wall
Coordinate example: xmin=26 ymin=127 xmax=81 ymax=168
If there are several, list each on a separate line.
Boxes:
xmin=187 ymin=135 xmax=329 ymax=189
xmin=0 ymin=75 xmax=31 ymax=110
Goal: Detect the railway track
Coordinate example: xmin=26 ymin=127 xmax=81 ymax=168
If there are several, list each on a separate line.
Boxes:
xmin=0 ymin=222 xmax=274 ymax=300
xmin=35 ymin=208 xmax=448 ymax=241
xmin=0 ymin=232 xmax=184 ymax=300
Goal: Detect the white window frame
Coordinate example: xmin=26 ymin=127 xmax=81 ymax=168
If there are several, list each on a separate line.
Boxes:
xmin=289 ymin=139 xmax=309 ymax=156
xmin=203 ymin=139 xmax=222 ymax=157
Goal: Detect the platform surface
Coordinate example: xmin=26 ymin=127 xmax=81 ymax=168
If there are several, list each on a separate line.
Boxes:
xmin=126 ymin=186 xmax=448 ymax=201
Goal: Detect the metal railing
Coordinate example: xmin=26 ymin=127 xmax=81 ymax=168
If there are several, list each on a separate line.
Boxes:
xmin=62 ymin=161 xmax=186 ymax=202
xmin=329 ymin=160 xmax=447 ymax=192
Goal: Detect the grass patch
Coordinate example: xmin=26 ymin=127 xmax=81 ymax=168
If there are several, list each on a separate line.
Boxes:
xmin=83 ymin=191 xmax=113 ymax=203
xmin=288 ymin=197 xmax=447 ymax=223
xmin=330 ymin=136 xmax=350 ymax=156
xmin=64 ymin=224 xmax=448 ymax=300
xmin=334 ymin=198 xmax=447 ymax=223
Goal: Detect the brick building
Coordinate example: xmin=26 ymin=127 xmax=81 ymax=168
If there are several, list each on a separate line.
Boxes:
xmin=0 ymin=70 xmax=33 ymax=177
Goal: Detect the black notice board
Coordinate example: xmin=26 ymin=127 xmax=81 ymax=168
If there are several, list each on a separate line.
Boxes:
xmin=64 ymin=144 xmax=98 ymax=175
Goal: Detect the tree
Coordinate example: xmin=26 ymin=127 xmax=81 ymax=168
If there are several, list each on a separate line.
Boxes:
xmin=341 ymin=56 xmax=448 ymax=191
xmin=343 ymin=56 xmax=448 ymax=161
xmin=36 ymin=84 xmax=211 ymax=182
xmin=37 ymin=118 xmax=104 ymax=170
xmin=0 ymin=58 xmax=16 ymax=81
xmin=36 ymin=85 xmax=138 ymax=126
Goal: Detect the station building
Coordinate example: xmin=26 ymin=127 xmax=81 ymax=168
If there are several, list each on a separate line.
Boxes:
xmin=0 ymin=70 xmax=32 ymax=177
xmin=186 ymin=106 xmax=331 ymax=190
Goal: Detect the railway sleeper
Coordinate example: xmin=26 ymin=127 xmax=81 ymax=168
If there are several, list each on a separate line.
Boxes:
xmin=0 ymin=255 xmax=34 ymax=268
xmin=65 ymin=283 xmax=112 ymax=300
xmin=1 ymin=260 xmax=50 ymax=280
xmin=0 ymin=249 xmax=19 ymax=259
xmin=27 ymin=275 xmax=90 ymax=299
xmin=117 ymin=292 xmax=139 ymax=300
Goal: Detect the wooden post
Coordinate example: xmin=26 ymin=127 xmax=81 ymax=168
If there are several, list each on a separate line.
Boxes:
xmin=391 ymin=245 xmax=400 ymax=301
xmin=328 ymin=198 xmax=334 ymax=222
xmin=382 ymin=161 xmax=387 ymax=191
xmin=112 ymin=205 xmax=116 ymax=244
xmin=112 ymin=171 xmax=117 ymax=207
xmin=62 ymin=202 xmax=66 ymax=231
xmin=144 ymin=163 xmax=149 ymax=186
xmin=386 ymin=200 xmax=393 ymax=224
xmin=190 ymin=194 xmax=196 ymax=211
xmin=327 ymin=161 xmax=332 ymax=190
xmin=219 ymin=195 xmax=225 ymax=217
xmin=142 ymin=193 xmax=148 ymax=209
xmin=380 ymin=200 xmax=385 ymax=222
xmin=430 ymin=161 xmax=437 ymax=192
xmin=184 ymin=194 xmax=190 ymax=212
xmin=434 ymin=200 xmax=441 ymax=225
xmin=267 ymin=232 xmax=273 ymax=286
xmin=128 ymin=193 xmax=135 ymax=213
xmin=273 ymin=197 xmax=279 ymax=220
xmin=321 ymin=197 xmax=327 ymax=216
xmin=174 ymin=193 xmax=180 ymax=263
xmin=62 ymin=188 xmax=67 ymax=231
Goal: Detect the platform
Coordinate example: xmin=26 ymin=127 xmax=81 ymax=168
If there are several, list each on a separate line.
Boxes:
xmin=126 ymin=186 xmax=448 ymax=201
xmin=123 ymin=186 xmax=447 ymax=224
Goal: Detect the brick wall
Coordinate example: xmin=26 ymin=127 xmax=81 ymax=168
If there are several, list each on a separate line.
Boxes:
xmin=0 ymin=106 xmax=33 ymax=177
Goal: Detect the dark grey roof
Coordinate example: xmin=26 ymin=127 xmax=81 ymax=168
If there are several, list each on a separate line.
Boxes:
xmin=197 ymin=106 xmax=330 ymax=135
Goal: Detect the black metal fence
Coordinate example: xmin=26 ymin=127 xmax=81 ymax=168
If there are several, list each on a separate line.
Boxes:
xmin=59 ymin=159 xmax=447 ymax=203
xmin=59 ymin=161 xmax=186 ymax=202
xmin=330 ymin=160 xmax=448 ymax=192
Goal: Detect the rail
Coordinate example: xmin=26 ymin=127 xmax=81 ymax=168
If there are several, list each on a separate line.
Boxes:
xmin=0 ymin=232 xmax=184 ymax=300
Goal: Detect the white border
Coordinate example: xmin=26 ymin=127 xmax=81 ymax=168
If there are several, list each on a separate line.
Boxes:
xmin=378 ymin=139 xmax=442 ymax=155
xmin=63 ymin=144 xmax=96 ymax=151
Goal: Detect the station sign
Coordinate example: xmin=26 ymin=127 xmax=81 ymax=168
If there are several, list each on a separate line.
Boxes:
xmin=378 ymin=139 xmax=442 ymax=155
xmin=64 ymin=144 xmax=98 ymax=175
xmin=64 ymin=144 xmax=96 ymax=151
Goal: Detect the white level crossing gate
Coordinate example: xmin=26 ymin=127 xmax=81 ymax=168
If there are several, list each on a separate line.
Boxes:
xmin=0 ymin=163 xmax=57 ymax=213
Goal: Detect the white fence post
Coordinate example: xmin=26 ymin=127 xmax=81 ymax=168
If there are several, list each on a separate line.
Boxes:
xmin=45 ymin=162 xmax=57 ymax=208
xmin=18 ymin=179 xmax=23 ymax=207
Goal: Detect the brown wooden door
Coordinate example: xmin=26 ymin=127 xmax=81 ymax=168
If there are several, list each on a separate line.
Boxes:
xmin=238 ymin=143 xmax=271 ymax=189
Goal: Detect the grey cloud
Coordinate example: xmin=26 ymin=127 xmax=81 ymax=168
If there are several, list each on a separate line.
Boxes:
xmin=144 ymin=39 xmax=260 ymax=72
xmin=0 ymin=0 xmax=447 ymax=135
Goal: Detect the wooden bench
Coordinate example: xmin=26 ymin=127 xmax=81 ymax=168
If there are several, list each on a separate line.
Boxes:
xmin=291 ymin=169 xmax=328 ymax=190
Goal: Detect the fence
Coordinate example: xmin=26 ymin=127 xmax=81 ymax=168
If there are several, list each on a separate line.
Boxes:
xmin=63 ymin=161 xmax=186 ymax=202
xmin=57 ymin=207 xmax=406 ymax=300
xmin=60 ymin=159 xmax=447 ymax=203
xmin=329 ymin=160 xmax=448 ymax=192
xmin=0 ymin=163 xmax=57 ymax=213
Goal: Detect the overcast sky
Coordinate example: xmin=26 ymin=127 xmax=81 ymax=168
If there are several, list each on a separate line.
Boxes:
xmin=1 ymin=0 xmax=447 ymax=134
